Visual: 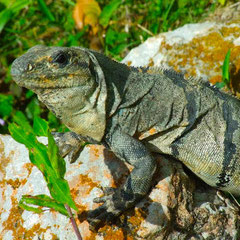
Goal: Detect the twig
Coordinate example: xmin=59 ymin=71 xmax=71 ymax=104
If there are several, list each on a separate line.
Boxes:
xmin=65 ymin=204 xmax=83 ymax=240
xmin=137 ymin=24 xmax=154 ymax=36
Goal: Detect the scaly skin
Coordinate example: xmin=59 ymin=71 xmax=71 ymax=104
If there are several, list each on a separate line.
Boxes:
xmin=11 ymin=45 xmax=240 ymax=230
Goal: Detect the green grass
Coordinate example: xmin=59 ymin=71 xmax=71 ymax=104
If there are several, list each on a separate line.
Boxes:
xmin=0 ymin=0 xmax=234 ymax=133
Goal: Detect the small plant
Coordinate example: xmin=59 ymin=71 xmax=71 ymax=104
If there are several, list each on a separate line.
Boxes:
xmin=0 ymin=0 xmax=30 ymax=33
xmin=9 ymin=113 xmax=82 ymax=240
xmin=215 ymin=49 xmax=231 ymax=89
xmin=222 ymin=49 xmax=231 ymax=86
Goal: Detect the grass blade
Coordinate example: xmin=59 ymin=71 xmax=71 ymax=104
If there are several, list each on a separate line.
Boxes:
xmin=37 ymin=0 xmax=55 ymax=21
xmin=222 ymin=49 xmax=231 ymax=86
xmin=0 ymin=9 xmax=12 ymax=33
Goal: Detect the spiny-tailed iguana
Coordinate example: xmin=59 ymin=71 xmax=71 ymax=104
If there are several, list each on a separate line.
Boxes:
xmin=11 ymin=45 xmax=240 ymax=230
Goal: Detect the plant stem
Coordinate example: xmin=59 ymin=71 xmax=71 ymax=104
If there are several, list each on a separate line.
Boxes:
xmin=65 ymin=204 xmax=83 ymax=240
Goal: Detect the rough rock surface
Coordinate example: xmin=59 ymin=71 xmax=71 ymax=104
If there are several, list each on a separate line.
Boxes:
xmin=1 ymin=134 xmax=240 ymax=240
xmin=122 ymin=3 xmax=240 ymax=95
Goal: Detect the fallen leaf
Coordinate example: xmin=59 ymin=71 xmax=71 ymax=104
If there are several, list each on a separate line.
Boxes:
xmin=73 ymin=0 xmax=101 ymax=34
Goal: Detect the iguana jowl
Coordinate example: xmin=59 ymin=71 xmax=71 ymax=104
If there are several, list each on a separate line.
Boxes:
xmin=11 ymin=45 xmax=240 ymax=229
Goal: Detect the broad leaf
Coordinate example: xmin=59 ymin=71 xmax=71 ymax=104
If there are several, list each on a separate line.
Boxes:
xmin=29 ymin=143 xmax=53 ymax=177
xmin=33 ymin=116 xmax=48 ymax=137
xmin=19 ymin=194 xmax=69 ymax=216
xmin=9 ymin=122 xmax=36 ymax=148
xmin=48 ymin=177 xmax=78 ymax=211
xmin=47 ymin=130 xmax=66 ymax=179
xmin=9 ymin=116 xmax=78 ymax=216
xmin=73 ymin=0 xmax=101 ymax=34
xmin=12 ymin=111 xmax=33 ymax=133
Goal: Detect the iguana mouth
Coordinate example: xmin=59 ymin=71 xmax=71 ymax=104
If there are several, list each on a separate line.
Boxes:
xmin=11 ymin=72 xmax=80 ymax=90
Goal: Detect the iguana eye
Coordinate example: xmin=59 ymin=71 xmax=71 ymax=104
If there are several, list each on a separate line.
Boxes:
xmin=52 ymin=52 xmax=69 ymax=65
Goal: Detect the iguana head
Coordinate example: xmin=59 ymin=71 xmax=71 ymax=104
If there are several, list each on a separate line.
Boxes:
xmin=11 ymin=45 xmax=100 ymax=89
xmin=11 ymin=45 xmax=107 ymax=142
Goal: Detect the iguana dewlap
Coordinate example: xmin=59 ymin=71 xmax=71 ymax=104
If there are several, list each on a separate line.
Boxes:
xmin=11 ymin=45 xmax=240 ymax=229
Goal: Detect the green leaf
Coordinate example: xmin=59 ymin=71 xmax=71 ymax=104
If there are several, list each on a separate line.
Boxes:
xmin=37 ymin=0 xmax=55 ymax=22
xmin=19 ymin=194 xmax=69 ymax=216
xmin=111 ymin=42 xmax=128 ymax=55
xmin=9 ymin=0 xmax=30 ymax=12
xmin=218 ymin=0 xmax=225 ymax=6
xmin=9 ymin=121 xmax=51 ymax=173
xmin=47 ymin=111 xmax=65 ymax=131
xmin=30 ymin=143 xmax=55 ymax=179
xmin=12 ymin=111 xmax=33 ymax=133
xmin=33 ymin=116 xmax=48 ymax=137
xmin=222 ymin=49 xmax=231 ymax=86
xmin=9 ymin=122 xmax=36 ymax=148
xmin=62 ymin=0 xmax=75 ymax=6
xmin=0 ymin=94 xmax=13 ymax=117
xmin=105 ymin=28 xmax=128 ymax=46
xmin=163 ymin=0 xmax=175 ymax=31
xmin=0 ymin=8 xmax=12 ymax=33
xmin=9 ymin=116 xmax=78 ymax=213
xmin=47 ymin=130 xmax=66 ymax=178
xmin=8 ymin=123 xmax=51 ymax=175
xmin=25 ymin=90 xmax=35 ymax=99
xmin=99 ymin=0 xmax=122 ymax=27
xmin=0 ymin=0 xmax=30 ymax=33
xmin=48 ymin=178 xmax=78 ymax=211
xmin=47 ymin=111 xmax=59 ymax=129
xmin=19 ymin=201 xmax=43 ymax=214
xmin=105 ymin=28 xmax=116 ymax=45
xmin=215 ymin=82 xmax=225 ymax=89
xmin=178 ymin=0 xmax=188 ymax=8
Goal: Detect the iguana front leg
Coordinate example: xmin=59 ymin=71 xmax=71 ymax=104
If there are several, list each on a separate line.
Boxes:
xmin=87 ymin=126 xmax=157 ymax=230
xmin=52 ymin=132 xmax=85 ymax=163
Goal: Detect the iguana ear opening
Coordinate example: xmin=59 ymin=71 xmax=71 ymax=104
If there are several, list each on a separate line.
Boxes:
xmin=87 ymin=51 xmax=105 ymax=85
xmin=88 ymin=56 xmax=98 ymax=83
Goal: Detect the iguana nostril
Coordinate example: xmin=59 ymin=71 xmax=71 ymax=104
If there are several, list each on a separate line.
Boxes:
xmin=11 ymin=58 xmax=34 ymax=76
xmin=27 ymin=63 xmax=33 ymax=71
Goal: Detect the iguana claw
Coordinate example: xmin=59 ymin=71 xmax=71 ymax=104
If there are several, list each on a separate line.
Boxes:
xmin=87 ymin=188 xmax=127 ymax=231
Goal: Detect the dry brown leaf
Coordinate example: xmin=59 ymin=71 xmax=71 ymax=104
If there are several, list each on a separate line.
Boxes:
xmin=73 ymin=0 xmax=101 ymax=34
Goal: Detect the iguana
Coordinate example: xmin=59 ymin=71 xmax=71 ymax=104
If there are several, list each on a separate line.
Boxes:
xmin=11 ymin=45 xmax=240 ymax=230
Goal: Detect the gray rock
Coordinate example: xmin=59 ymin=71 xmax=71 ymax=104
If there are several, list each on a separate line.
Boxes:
xmin=1 ymin=135 xmax=240 ymax=239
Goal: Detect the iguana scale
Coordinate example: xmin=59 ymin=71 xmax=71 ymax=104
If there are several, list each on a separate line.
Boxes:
xmin=11 ymin=45 xmax=240 ymax=229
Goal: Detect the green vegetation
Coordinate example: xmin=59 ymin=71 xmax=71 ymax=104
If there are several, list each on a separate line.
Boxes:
xmin=0 ymin=0 xmax=230 ymax=134
xmin=9 ymin=115 xmax=78 ymax=213
xmin=215 ymin=49 xmax=231 ymax=89
xmin=9 ymin=114 xmax=82 ymax=238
